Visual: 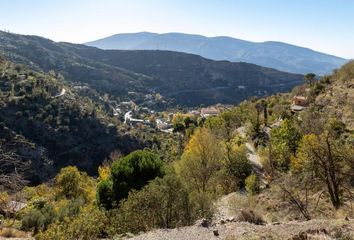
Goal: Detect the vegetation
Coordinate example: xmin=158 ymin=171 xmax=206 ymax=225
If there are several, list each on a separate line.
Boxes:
xmin=0 ymin=43 xmax=353 ymax=239
xmin=0 ymin=58 xmax=147 ymax=186
xmin=97 ymin=150 xmax=164 ymax=208
xmin=0 ymin=30 xmax=303 ymax=108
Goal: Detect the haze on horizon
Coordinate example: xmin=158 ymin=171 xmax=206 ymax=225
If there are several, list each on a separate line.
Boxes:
xmin=1 ymin=0 xmax=353 ymax=59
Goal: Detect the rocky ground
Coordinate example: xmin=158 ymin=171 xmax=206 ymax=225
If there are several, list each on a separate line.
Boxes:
xmin=122 ymin=218 xmax=353 ymax=240
xmin=122 ymin=192 xmax=354 ymax=240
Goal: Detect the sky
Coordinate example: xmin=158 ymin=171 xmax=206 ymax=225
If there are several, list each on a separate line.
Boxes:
xmin=0 ymin=0 xmax=353 ymax=58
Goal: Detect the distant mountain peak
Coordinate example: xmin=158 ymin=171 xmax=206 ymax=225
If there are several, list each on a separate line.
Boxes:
xmin=85 ymin=32 xmax=347 ymax=75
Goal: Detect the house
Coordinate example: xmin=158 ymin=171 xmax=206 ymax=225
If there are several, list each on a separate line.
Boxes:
xmin=201 ymin=107 xmax=220 ymax=118
xmin=293 ymin=96 xmax=309 ymax=106
xmin=189 ymin=110 xmax=201 ymax=117
xmin=291 ymin=96 xmax=309 ymax=112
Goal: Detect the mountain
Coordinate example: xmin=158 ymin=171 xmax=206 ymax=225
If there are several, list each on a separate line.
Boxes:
xmin=85 ymin=32 xmax=347 ymax=75
xmin=0 ymin=31 xmax=303 ymax=107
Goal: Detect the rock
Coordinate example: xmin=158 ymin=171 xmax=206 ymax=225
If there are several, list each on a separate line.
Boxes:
xmin=227 ymin=217 xmax=235 ymax=222
xmin=345 ymin=216 xmax=349 ymax=221
xmin=213 ymin=229 xmax=219 ymax=236
xmin=272 ymin=222 xmax=281 ymax=225
xmin=197 ymin=218 xmax=209 ymax=228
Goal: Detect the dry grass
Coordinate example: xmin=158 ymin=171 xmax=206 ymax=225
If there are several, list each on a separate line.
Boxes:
xmin=236 ymin=209 xmax=265 ymax=225
xmin=0 ymin=227 xmax=29 ymax=238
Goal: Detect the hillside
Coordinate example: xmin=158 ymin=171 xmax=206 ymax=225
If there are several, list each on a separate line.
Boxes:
xmin=0 ymin=31 xmax=303 ymax=107
xmin=67 ymin=45 xmax=303 ymax=106
xmin=0 ymin=58 xmax=145 ymax=189
xmin=0 ymin=59 xmax=353 ymax=240
xmin=314 ymin=61 xmax=354 ymax=130
xmin=85 ymin=32 xmax=347 ymax=75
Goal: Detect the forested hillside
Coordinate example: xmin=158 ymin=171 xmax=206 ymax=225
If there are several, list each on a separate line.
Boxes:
xmin=0 ymin=31 xmax=303 ymax=107
xmin=0 ymin=58 xmax=145 ymax=189
xmin=1 ymin=60 xmax=352 ymax=239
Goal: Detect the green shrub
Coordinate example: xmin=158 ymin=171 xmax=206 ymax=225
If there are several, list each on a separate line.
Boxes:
xmin=245 ymin=174 xmax=260 ymax=195
xmin=107 ymin=171 xmax=193 ymax=235
xmin=21 ymin=203 xmax=56 ymax=234
xmin=97 ymin=179 xmax=114 ymax=209
xmin=37 ymin=206 xmax=106 ymax=240
xmin=225 ymin=145 xmax=252 ymax=188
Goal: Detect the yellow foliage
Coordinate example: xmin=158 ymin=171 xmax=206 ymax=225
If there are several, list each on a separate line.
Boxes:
xmin=0 ymin=192 xmax=9 ymax=209
xmin=98 ymin=165 xmax=111 ymax=181
xmin=176 ymin=127 xmax=224 ymax=193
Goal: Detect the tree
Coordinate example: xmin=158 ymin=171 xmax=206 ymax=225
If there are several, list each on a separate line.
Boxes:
xmin=245 ymin=174 xmax=260 ymax=195
xmin=172 ymin=113 xmax=186 ymax=132
xmin=176 ymin=128 xmax=224 ymax=218
xmin=294 ymin=132 xmax=353 ymax=209
xmin=36 ymin=206 xmax=106 ymax=240
xmin=176 ymin=128 xmax=224 ymax=193
xmin=304 ymin=73 xmax=316 ymax=86
xmin=55 ymin=166 xmax=95 ymax=202
xmin=0 ymin=140 xmax=30 ymax=191
xmin=224 ymin=144 xmax=252 ymax=188
xmin=270 ymin=119 xmax=301 ymax=171
xmin=108 ymin=170 xmax=192 ymax=234
xmin=98 ymin=150 xmax=164 ymax=208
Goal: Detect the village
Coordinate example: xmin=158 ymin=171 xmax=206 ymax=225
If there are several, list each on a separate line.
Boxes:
xmin=109 ymin=99 xmax=235 ymax=133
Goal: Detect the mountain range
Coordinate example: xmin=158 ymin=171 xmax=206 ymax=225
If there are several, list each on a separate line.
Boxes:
xmin=0 ymin=31 xmax=303 ymax=107
xmin=85 ymin=32 xmax=347 ymax=75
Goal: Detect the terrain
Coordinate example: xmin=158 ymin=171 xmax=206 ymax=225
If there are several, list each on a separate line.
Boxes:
xmin=0 ymin=31 xmax=303 ymax=107
xmin=0 ymin=58 xmax=146 ymax=188
xmin=85 ymin=32 xmax=347 ymax=75
xmin=0 ymin=31 xmax=353 ymax=240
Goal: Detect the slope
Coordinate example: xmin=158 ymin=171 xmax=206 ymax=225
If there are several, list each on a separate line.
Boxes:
xmin=0 ymin=31 xmax=303 ymax=107
xmin=0 ymin=58 xmax=143 ymax=188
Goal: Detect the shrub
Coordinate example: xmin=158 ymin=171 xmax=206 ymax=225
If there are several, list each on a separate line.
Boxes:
xmin=37 ymin=206 xmax=106 ymax=240
xmin=245 ymin=174 xmax=260 ymax=195
xmin=107 ymin=171 xmax=193 ymax=235
xmin=21 ymin=203 xmax=56 ymax=234
xmin=55 ymin=166 xmax=95 ymax=202
xmin=97 ymin=179 xmax=114 ymax=209
xmin=225 ymin=145 xmax=252 ymax=189
xmin=236 ymin=209 xmax=265 ymax=225
xmin=0 ymin=228 xmax=28 ymax=238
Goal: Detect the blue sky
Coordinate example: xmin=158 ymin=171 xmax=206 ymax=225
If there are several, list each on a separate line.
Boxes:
xmin=1 ymin=0 xmax=353 ymax=58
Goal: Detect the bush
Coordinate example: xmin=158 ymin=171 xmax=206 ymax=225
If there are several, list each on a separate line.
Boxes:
xmin=0 ymin=228 xmax=28 ymax=238
xmin=37 ymin=206 xmax=106 ymax=240
xmin=55 ymin=166 xmax=95 ymax=202
xmin=108 ymin=171 xmax=193 ymax=235
xmin=245 ymin=174 xmax=260 ymax=195
xmin=97 ymin=179 xmax=114 ymax=209
xmin=21 ymin=203 xmax=56 ymax=234
xmin=236 ymin=209 xmax=265 ymax=225
xmin=225 ymin=145 xmax=252 ymax=189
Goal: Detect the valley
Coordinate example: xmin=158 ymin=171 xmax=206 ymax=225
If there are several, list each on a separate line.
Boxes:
xmin=0 ymin=21 xmax=353 ymax=240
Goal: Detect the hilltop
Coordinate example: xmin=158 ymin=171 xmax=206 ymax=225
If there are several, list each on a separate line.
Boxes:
xmin=85 ymin=32 xmax=347 ymax=75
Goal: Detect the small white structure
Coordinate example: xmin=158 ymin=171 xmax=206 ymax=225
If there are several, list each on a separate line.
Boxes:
xmin=201 ymin=107 xmax=220 ymax=118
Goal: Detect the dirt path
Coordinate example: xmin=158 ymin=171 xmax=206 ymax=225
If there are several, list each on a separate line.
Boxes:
xmin=236 ymin=127 xmax=267 ymax=186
